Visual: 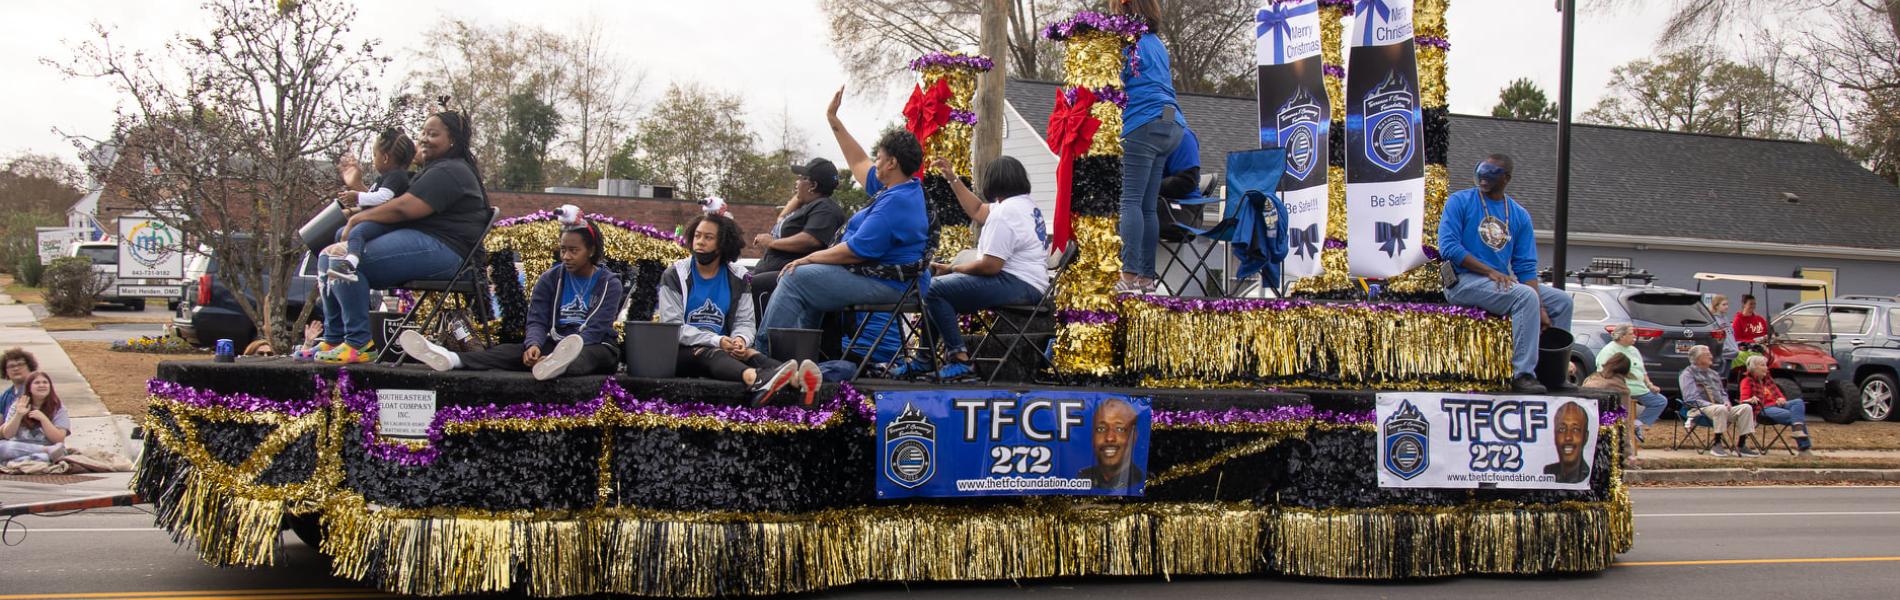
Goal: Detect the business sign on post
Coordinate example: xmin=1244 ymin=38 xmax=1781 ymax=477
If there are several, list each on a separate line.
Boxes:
xmin=35 ymin=227 xmax=88 ymax=265
xmin=875 ymin=390 xmax=1151 ymax=499
xmin=1376 ymin=392 xmax=1598 ymax=490
xmin=117 ymin=218 xmax=184 ymax=279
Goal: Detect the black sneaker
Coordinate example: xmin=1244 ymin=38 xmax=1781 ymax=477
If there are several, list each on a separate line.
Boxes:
xmin=326 ymin=259 xmax=360 ymax=283
xmin=1510 ymin=374 xmax=1548 ymax=394
xmin=748 ymin=361 xmax=800 ymax=406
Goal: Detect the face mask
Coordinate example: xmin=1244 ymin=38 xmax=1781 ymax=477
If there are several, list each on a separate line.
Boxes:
xmin=1476 ymin=162 xmax=1507 ymax=187
xmin=693 ymin=251 xmax=720 ymax=266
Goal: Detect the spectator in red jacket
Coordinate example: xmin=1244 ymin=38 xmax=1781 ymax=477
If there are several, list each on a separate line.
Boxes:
xmin=1732 ymin=294 xmax=1770 ymax=345
xmin=1740 ymin=354 xmax=1813 ymax=456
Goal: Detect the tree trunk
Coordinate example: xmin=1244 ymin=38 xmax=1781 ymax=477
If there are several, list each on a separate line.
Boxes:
xmin=973 ymin=0 xmax=1010 ymax=186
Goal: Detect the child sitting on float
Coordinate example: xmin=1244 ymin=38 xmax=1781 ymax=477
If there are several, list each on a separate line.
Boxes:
xmin=657 ymin=209 xmax=822 ymax=406
xmin=399 ymin=205 xmax=625 ymax=380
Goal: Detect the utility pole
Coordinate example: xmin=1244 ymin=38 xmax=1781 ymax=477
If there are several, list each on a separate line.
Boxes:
xmin=973 ymin=0 xmax=1009 ymax=185
xmin=1552 ymin=0 xmax=1575 ymax=289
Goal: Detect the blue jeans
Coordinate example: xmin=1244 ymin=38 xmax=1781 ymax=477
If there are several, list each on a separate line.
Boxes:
xmin=925 ymin=273 xmax=1044 ymax=357
xmin=1632 ymin=391 xmax=1668 ymax=427
xmin=318 ymin=228 xmax=463 ymax=347
xmin=1762 ymin=399 xmax=1811 ymax=449
xmin=1444 ymin=273 xmax=1573 ymax=377
xmin=1118 ymin=117 xmax=1184 ymax=280
xmin=337 ymin=222 xmax=393 ymax=258
xmin=754 ymin=264 xmax=908 ymax=356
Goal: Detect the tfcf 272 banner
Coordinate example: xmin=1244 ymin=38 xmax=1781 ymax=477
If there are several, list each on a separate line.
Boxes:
xmin=1255 ymin=0 xmax=1329 ymax=281
xmin=875 ymin=390 xmax=1151 ymax=499
xmin=1345 ymin=0 xmax=1427 ymax=278
xmin=1376 ymin=392 xmax=1599 ymax=490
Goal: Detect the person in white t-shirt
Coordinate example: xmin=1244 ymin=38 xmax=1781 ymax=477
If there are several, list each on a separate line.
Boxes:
xmin=924 ymin=155 xmax=1051 ymax=381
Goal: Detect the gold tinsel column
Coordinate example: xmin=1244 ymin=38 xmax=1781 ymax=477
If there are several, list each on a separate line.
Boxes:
xmin=911 ymin=52 xmax=990 ymax=261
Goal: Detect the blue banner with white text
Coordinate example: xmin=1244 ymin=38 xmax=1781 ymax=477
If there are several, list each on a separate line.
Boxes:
xmin=875 ymin=390 xmax=1152 ymax=499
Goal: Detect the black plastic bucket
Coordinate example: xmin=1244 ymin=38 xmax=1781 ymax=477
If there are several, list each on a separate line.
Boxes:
xmin=624 ymin=321 xmax=681 ymax=378
xmin=1535 ymin=327 xmax=1576 ymax=390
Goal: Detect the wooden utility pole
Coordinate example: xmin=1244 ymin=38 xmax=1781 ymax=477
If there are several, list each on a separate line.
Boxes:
xmin=973 ymin=0 xmax=1009 ymax=185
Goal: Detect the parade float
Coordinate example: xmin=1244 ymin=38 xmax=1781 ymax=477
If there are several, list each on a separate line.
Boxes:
xmin=134 ymin=2 xmax=1632 ymax=596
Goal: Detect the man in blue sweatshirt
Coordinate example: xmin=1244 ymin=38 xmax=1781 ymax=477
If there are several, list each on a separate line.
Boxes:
xmin=1438 ymin=154 xmax=1572 ymax=393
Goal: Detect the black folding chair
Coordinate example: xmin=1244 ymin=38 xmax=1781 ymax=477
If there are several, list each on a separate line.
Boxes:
xmin=838 ymin=259 xmax=942 ymax=381
xmin=380 ymin=207 xmax=501 ymax=366
xmin=968 ymin=244 xmax=1080 ymax=384
xmin=1669 ymin=402 xmax=1715 ymax=453
xmin=1753 ymin=418 xmax=1797 ymax=456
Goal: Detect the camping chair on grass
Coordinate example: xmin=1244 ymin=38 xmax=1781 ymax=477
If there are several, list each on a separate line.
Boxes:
xmin=1670 ymin=402 xmax=1715 ymax=453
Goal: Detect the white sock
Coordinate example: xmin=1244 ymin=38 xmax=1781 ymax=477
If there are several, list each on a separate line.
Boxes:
xmin=344 ymin=254 xmax=360 ymax=267
xmin=434 ymin=340 xmax=462 ymax=369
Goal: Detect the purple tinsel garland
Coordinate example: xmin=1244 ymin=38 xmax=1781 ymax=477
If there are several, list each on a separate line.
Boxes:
xmin=1324 ymin=238 xmax=1348 ymax=250
xmin=909 ymin=52 xmax=994 ymax=72
xmin=1041 ymin=11 xmax=1150 ymax=41
xmin=148 ymin=378 xmax=327 ymax=417
xmin=1064 ymin=86 xmax=1129 ymax=109
xmin=949 ymin=109 xmax=978 ymax=125
xmin=1416 ymin=36 xmax=1451 ymax=50
xmin=494 ymin=210 xmax=684 ymax=245
xmin=1323 ymin=64 xmax=1346 ymax=78
xmin=1058 ymin=309 xmax=1120 ymax=325
xmin=1319 ymin=0 xmax=1355 ymax=11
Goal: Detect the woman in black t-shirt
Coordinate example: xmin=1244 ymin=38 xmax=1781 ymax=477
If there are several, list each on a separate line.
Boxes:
xmin=314 ymin=111 xmax=492 ymax=364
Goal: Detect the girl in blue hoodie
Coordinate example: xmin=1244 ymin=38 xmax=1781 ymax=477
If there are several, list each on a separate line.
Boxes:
xmin=400 ymin=215 xmax=624 ymax=380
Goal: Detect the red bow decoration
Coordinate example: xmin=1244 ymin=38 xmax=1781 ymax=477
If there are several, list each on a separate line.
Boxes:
xmin=1045 ymin=87 xmax=1100 ymax=253
xmin=902 ymin=79 xmax=954 ymax=176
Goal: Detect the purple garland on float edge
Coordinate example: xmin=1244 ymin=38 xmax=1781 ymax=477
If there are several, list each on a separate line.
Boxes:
xmin=1040 ymin=11 xmax=1150 ymax=40
xmin=908 ymin=52 xmax=995 ymax=72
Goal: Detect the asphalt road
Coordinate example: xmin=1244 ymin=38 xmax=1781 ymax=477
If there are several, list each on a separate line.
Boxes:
xmin=1 ymin=487 xmax=1895 ymax=599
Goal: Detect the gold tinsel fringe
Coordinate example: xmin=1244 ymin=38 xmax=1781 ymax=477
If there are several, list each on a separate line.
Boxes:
xmin=1322 ymin=4 xmax=1347 ymax=120
xmin=1052 ymin=321 xmax=1119 ymax=377
xmin=1273 ymin=503 xmax=1615 ymax=579
xmin=487 ymin=220 xmax=688 ymax=282
xmin=1062 ymin=30 xmax=1131 ymax=91
xmin=156 ymin=471 xmax=289 ymax=568
xmin=1085 ymin=101 xmax=1125 ymax=157
xmin=1052 ymin=216 xmax=1123 ymax=312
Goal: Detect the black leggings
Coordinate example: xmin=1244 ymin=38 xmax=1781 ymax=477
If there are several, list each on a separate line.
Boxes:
xmin=457 ymin=342 xmax=621 ymax=376
xmin=676 ymin=345 xmax=780 ymax=383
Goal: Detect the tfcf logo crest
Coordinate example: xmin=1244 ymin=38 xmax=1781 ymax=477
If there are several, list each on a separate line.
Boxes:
xmin=1362 ymin=71 xmax=1416 ymax=173
xmin=883 ymin=403 xmax=936 ymax=489
xmin=1276 ymin=86 xmax=1323 ymax=182
xmin=1382 ymin=400 xmax=1429 ymax=480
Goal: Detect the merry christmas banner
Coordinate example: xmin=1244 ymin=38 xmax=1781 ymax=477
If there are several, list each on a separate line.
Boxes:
xmin=1345 ymin=0 xmax=1426 ymax=278
xmin=1255 ymin=0 xmax=1330 ymax=280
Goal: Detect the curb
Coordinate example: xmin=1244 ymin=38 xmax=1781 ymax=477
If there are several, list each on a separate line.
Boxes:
xmin=1627 ymin=468 xmax=1900 ymax=484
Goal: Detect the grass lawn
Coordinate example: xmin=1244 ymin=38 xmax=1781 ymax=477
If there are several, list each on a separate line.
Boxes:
xmin=60 ymin=339 xmax=210 ymax=417
xmin=36 ymin=308 xmax=173 ymax=331
xmin=1640 ymin=419 xmax=1900 ymax=451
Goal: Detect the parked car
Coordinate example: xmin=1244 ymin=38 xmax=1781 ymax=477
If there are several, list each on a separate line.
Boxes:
xmin=1692 ymin=272 xmax=1858 ymax=424
xmin=1771 ymin=296 xmax=1900 ymax=421
xmin=69 ymin=241 xmax=166 ymax=311
xmin=1563 ymin=282 xmax=1731 ymax=399
xmin=173 ymin=250 xmax=326 ymax=350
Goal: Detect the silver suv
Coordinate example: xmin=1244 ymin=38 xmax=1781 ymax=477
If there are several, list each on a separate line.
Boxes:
xmin=1772 ymin=296 xmax=1900 ymax=421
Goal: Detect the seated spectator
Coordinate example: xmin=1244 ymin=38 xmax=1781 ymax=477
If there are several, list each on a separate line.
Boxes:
xmin=0 ymin=347 xmax=38 ymax=416
xmin=755 ymin=87 xmax=930 ymax=356
xmin=750 ymin=158 xmax=847 ymax=311
xmin=1740 ymin=354 xmax=1814 ymax=456
xmin=0 ymin=372 xmax=69 ymax=463
xmin=1597 ymin=324 xmax=1668 ymax=441
xmin=660 ymin=212 xmax=822 ymax=406
xmin=1582 ymin=352 xmax=1637 ymax=457
xmin=920 ymin=155 xmax=1049 ymax=380
xmin=1679 ymin=345 xmax=1760 ymax=457
xmin=1438 ymin=154 xmax=1573 ymax=393
xmin=400 ymin=216 xmax=623 ymax=380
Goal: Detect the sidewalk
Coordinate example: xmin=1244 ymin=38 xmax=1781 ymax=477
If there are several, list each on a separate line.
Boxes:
xmin=1629 ymin=448 xmax=1900 ymax=484
xmin=0 ymin=297 xmax=139 ymax=507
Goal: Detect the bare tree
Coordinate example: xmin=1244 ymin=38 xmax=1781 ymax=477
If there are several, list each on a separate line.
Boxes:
xmin=51 ymin=0 xmax=402 ymax=347
xmin=822 ymin=0 xmax=1074 ymax=86
xmin=408 ymin=19 xmax=570 ymax=188
xmin=637 ymin=83 xmax=758 ymax=201
xmin=563 ymin=20 xmax=647 ymax=183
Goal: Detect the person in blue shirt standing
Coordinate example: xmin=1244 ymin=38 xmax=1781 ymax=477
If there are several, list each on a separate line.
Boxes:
xmin=1112 ymin=0 xmax=1188 ymax=295
xmin=756 ymin=86 xmax=931 ymax=356
xmin=1439 ymin=154 xmax=1573 ymax=393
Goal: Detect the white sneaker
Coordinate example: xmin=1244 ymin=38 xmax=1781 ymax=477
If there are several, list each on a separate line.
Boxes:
xmin=398 ymin=330 xmax=455 ymax=372
xmin=534 ymin=335 xmax=584 ymax=381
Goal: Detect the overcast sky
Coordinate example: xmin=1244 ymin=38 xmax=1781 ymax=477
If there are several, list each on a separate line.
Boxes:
xmin=2 ymin=0 xmax=1684 ymax=171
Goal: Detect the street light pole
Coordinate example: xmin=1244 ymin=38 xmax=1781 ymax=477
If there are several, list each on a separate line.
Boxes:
xmin=1552 ymin=0 xmax=1575 ymax=290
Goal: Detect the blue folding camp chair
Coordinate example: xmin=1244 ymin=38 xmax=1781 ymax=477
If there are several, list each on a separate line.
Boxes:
xmin=1162 ymin=148 xmax=1290 ymax=297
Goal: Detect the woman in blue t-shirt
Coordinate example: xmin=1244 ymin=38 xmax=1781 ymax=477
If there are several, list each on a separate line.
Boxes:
xmin=1111 ymin=0 xmax=1187 ymax=295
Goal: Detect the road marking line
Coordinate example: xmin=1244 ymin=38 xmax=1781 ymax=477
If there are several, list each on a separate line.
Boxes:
xmin=0 ymin=590 xmax=388 ymax=599
xmin=1635 ymin=511 xmax=1900 ymax=518
xmin=1617 ymin=557 xmax=1900 ymax=567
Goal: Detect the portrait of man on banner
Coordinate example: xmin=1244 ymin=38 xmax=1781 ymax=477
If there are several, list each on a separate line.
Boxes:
xmin=1543 ymin=401 xmax=1592 ymax=484
xmin=1075 ymin=397 xmax=1145 ymax=491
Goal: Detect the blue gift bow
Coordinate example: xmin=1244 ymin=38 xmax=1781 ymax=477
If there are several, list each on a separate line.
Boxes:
xmin=1255 ymin=1 xmax=1318 ymax=64
xmin=1376 ymin=218 xmax=1409 ymax=257
xmin=1289 ymin=223 xmax=1321 ymax=258
xmin=1356 ymin=0 xmax=1394 ymax=47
